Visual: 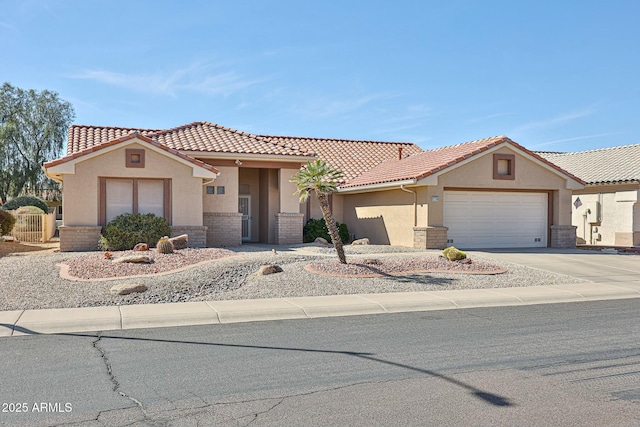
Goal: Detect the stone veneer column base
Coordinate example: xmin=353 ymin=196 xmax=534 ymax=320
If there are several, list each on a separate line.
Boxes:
xmin=59 ymin=225 xmax=103 ymax=252
xmin=170 ymin=226 xmax=207 ymax=248
xmin=203 ymin=212 xmax=242 ymax=247
xmin=275 ymin=213 xmax=304 ymax=245
xmin=550 ymin=225 xmax=577 ymax=248
xmin=413 ymin=226 xmax=449 ymax=249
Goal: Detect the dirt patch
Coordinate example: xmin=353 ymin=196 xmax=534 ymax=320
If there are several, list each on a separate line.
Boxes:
xmin=306 ymin=256 xmax=507 ymax=277
xmin=0 ymin=241 xmax=56 ymax=258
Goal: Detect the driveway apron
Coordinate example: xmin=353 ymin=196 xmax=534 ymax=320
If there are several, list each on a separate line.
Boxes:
xmin=473 ymin=249 xmax=640 ymax=283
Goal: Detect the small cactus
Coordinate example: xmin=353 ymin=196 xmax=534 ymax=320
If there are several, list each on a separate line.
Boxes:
xmin=442 ymin=246 xmax=466 ymax=261
xmin=156 ymin=236 xmax=174 ymax=254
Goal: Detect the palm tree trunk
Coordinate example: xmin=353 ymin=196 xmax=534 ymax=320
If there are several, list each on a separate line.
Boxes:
xmin=316 ymin=192 xmax=347 ymax=264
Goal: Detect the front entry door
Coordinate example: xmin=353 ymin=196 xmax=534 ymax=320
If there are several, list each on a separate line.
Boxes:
xmin=238 ymin=195 xmax=251 ymax=242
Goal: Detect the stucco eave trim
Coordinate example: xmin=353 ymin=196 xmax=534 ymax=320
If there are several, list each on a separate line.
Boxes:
xmin=416 ymin=141 xmax=586 ymax=189
xmin=44 ymin=138 xmax=218 ymax=179
xmin=337 ymin=179 xmax=417 ymax=194
xmin=565 ymin=178 xmax=585 ymax=190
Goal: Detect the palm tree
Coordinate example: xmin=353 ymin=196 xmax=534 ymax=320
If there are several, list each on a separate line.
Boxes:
xmin=291 ymin=160 xmax=347 ymax=264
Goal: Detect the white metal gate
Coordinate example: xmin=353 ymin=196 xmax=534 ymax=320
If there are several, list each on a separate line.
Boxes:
xmin=9 ymin=212 xmax=57 ymax=243
xmin=238 ymin=195 xmax=251 ymax=242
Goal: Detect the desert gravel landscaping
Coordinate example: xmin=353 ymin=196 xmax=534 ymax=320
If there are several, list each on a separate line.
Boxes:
xmin=0 ymin=242 xmax=588 ymax=311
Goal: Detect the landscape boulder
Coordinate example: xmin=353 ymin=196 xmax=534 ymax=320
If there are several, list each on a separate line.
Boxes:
xmin=113 ymin=255 xmax=152 ymax=264
xmin=314 ymin=237 xmax=329 ymax=246
xmin=351 ymin=238 xmax=370 ymax=245
xmin=169 ymin=234 xmax=189 ymax=250
xmin=110 ymin=283 xmax=148 ymax=296
xmin=133 ymin=243 xmax=149 ymax=251
xmin=256 ymin=264 xmax=283 ymax=275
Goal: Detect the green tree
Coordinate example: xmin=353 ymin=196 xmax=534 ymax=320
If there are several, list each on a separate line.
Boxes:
xmin=0 ymin=82 xmax=75 ymax=203
xmin=291 ymin=159 xmax=347 ymax=264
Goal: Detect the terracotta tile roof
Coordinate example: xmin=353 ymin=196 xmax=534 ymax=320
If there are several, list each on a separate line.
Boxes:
xmin=537 ymin=144 xmax=640 ymax=185
xmin=67 ymin=122 xmax=313 ymax=158
xmin=341 ymin=135 xmax=585 ymax=188
xmin=46 ymin=132 xmax=219 ymax=174
xmin=260 ymin=135 xmax=422 ymax=183
xmin=66 ymin=125 xmax=161 ymax=154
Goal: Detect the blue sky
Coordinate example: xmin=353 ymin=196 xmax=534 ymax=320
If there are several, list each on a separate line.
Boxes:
xmin=2 ymin=0 xmax=639 ymax=152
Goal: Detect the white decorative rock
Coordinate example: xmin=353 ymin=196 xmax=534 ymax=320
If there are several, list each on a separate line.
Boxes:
xmin=113 ymin=255 xmax=152 ymax=264
xmin=352 ymin=238 xmax=370 ymax=245
xmin=314 ymin=237 xmax=329 ymax=245
xmin=169 ymin=234 xmax=189 ymax=250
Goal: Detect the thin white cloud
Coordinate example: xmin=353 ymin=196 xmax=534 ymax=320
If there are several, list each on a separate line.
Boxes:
xmin=514 ymin=105 xmax=599 ymax=133
xmin=531 ymin=133 xmax=616 ymax=149
xmin=300 ymin=92 xmax=393 ymax=119
xmin=372 ymin=104 xmax=432 ymax=136
xmin=382 ymin=104 xmax=432 ymax=125
xmin=70 ymin=63 xmax=265 ymax=97
xmin=0 ymin=21 xmax=16 ymax=30
xmin=468 ymin=112 xmax=514 ymax=124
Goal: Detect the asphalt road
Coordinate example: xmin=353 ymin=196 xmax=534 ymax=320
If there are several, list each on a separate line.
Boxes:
xmin=1 ymin=299 xmax=640 ymax=426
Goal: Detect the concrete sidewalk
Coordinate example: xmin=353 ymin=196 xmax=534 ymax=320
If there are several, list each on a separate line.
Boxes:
xmin=2 ymin=281 xmax=640 ymax=337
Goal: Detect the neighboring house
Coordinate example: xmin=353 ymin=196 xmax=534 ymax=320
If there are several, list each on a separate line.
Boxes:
xmin=44 ymin=122 xmax=584 ymax=251
xmin=539 ymin=144 xmax=640 ymax=247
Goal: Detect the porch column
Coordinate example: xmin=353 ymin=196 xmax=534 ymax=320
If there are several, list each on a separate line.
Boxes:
xmin=203 ymin=212 xmax=242 ymax=247
xmin=59 ymin=225 xmax=102 ymax=252
xmin=550 ymin=224 xmax=577 ymax=248
xmin=413 ymin=226 xmax=448 ymax=249
xmin=275 ymin=213 xmax=304 ymax=245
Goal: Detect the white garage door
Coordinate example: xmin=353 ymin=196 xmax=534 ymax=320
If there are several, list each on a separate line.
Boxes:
xmin=443 ymin=191 xmax=548 ymax=249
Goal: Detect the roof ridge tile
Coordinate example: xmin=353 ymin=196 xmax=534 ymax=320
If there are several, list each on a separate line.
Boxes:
xmin=259 ymin=134 xmax=414 ymax=145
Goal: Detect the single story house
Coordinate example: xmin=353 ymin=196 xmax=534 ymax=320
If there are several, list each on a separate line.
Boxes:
xmin=539 ymin=144 xmax=640 ymax=247
xmin=44 ymin=122 xmax=584 ymax=251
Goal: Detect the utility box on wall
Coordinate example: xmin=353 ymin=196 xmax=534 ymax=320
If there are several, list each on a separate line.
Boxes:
xmin=584 ymin=201 xmax=600 ymax=224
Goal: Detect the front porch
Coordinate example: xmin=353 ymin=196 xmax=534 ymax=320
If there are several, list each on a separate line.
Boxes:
xmin=201 ymin=165 xmax=304 ymax=247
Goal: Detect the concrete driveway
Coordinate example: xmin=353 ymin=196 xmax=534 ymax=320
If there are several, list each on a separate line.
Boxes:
xmin=473 ymin=248 xmax=640 ymax=284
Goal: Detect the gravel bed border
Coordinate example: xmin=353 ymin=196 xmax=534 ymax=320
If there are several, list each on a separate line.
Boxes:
xmin=0 ymin=245 xmax=588 ymax=311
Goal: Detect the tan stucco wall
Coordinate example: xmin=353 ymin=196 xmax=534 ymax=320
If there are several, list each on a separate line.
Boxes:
xmin=203 ymin=166 xmax=239 ymax=213
xmin=570 ymin=184 xmax=640 ymax=246
xmin=279 ymin=168 xmax=301 ymax=214
xmin=63 ymin=143 xmax=203 ymax=226
xmin=259 ymin=169 xmax=280 ymax=243
xmin=341 ymin=188 xmax=428 ymax=246
xmin=305 ymin=193 xmax=345 ymax=224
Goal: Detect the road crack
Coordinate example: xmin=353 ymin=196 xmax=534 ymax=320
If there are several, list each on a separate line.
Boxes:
xmin=92 ymin=332 xmax=164 ymax=426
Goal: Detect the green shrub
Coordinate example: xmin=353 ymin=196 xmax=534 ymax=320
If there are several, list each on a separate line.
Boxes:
xmin=442 ymin=246 xmax=467 ymax=261
xmin=303 ymin=218 xmax=350 ymax=244
xmin=15 ymin=206 xmax=45 ymax=215
xmin=0 ymin=210 xmax=16 ymax=236
xmin=1 ymin=196 xmax=49 ymax=213
xmin=99 ymin=213 xmax=172 ymax=251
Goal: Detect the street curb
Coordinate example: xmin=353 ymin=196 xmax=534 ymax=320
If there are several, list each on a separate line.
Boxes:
xmin=2 ymin=282 xmax=640 ymax=337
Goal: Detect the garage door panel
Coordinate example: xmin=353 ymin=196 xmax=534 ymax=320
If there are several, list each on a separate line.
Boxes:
xmin=470 ymin=193 xmax=496 ymax=203
xmin=445 ymin=193 xmax=470 ymax=203
xmin=444 ymin=191 xmax=547 ymax=249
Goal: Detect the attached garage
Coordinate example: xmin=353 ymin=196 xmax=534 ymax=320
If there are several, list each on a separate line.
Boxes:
xmin=443 ymin=191 xmax=548 ymax=249
xmin=338 ymin=136 xmax=585 ymax=249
